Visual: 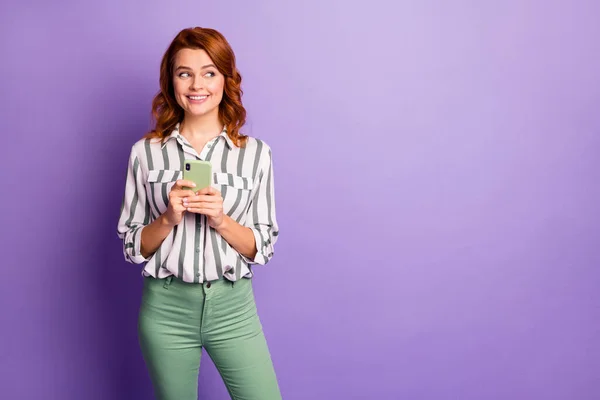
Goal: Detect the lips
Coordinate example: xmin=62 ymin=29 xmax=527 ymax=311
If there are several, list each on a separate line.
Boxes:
xmin=188 ymin=95 xmax=208 ymax=101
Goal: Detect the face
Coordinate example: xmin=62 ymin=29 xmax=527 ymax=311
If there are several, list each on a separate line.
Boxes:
xmin=172 ymin=48 xmax=225 ymax=120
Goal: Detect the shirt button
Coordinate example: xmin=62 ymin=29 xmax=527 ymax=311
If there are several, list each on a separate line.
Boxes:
xmin=195 ymin=248 xmax=200 ymax=253
xmin=206 ymin=282 xmax=211 ymax=288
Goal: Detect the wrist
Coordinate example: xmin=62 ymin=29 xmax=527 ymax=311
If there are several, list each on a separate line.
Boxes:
xmin=215 ymin=214 xmax=231 ymax=233
xmin=159 ymin=213 xmax=177 ymax=229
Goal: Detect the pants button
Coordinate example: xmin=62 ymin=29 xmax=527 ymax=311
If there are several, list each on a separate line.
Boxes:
xmin=206 ymin=282 xmax=211 ymax=288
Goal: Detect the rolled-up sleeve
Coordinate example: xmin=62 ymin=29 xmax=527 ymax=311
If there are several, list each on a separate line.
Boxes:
xmin=242 ymin=148 xmax=279 ymax=265
xmin=117 ymin=147 xmax=150 ymax=264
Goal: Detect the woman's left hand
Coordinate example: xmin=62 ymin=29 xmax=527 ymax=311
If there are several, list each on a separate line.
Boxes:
xmin=183 ymin=186 xmax=225 ymax=229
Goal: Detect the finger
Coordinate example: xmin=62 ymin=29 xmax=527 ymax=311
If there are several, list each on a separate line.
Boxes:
xmin=170 ymin=189 xmax=194 ymax=203
xmin=170 ymin=200 xmax=187 ymax=213
xmin=185 ymin=201 xmax=221 ymax=209
xmin=194 ymin=186 xmax=212 ymax=195
xmin=173 ymin=188 xmax=195 ymax=197
xmin=174 ymin=179 xmax=198 ymax=190
xmin=189 ymin=195 xmax=222 ymax=203
xmin=187 ymin=208 xmax=219 ymax=216
xmin=196 ymin=186 xmax=220 ymax=196
xmin=185 ymin=207 xmax=204 ymax=214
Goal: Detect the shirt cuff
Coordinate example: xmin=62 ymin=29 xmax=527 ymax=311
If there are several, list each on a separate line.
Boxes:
xmin=127 ymin=226 xmax=150 ymax=264
xmin=240 ymin=228 xmax=269 ymax=265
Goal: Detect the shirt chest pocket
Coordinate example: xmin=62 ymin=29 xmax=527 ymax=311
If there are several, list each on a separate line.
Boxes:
xmin=146 ymin=169 xmax=182 ymax=217
xmin=214 ymin=172 xmax=254 ymax=220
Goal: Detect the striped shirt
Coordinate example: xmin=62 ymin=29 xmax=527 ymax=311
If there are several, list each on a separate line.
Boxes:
xmin=117 ymin=124 xmax=279 ymax=283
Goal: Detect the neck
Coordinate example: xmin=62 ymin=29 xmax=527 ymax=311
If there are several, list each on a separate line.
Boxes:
xmin=180 ymin=112 xmax=223 ymax=141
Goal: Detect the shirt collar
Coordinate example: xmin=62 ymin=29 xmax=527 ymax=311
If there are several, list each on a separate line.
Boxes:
xmin=160 ymin=123 xmax=182 ymax=149
xmin=219 ymin=126 xmax=234 ymax=149
xmin=161 ymin=123 xmax=233 ymax=150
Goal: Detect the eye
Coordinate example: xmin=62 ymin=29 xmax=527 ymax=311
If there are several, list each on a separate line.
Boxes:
xmin=179 ymin=72 xmax=191 ymax=78
xmin=204 ymin=71 xmax=216 ymax=78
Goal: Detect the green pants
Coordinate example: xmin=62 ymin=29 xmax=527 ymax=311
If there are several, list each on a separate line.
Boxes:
xmin=138 ymin=275 xmax=282 ymax=400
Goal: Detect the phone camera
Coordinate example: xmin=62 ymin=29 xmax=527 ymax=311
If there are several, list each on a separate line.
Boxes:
xmin=185 ymin=163 xmax=190 ymax=171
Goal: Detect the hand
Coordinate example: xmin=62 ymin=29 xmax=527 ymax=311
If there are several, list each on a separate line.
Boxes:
xmin=163 ymin=179 xmax=197 ymax=227
xmin=183 ymin=186 xmax=225 ymax=229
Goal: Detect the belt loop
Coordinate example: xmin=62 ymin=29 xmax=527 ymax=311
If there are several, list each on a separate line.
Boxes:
xmin=163 ymin=275 xmax=173 ymax=289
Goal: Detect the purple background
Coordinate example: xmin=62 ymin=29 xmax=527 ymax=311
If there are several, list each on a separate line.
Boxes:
xmin=2 ymin=1 xmax=599 ymax=399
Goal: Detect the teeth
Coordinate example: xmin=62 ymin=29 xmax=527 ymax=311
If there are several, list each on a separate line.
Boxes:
xmin=189 ymin=95 xmax=207 ymax=100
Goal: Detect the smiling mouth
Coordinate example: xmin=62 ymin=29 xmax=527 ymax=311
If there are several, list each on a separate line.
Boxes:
xmin=187 ymin=95 xmax=208 ymax=101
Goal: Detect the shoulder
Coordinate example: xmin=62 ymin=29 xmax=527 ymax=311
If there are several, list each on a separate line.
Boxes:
xmin=127 ymin=137 xmax=168 ymax=174
xmin=130 ymin=136 xmax=164 ymax=158
xmin=243 ymin=136 xmax=273 ymax=158
xmin=244 ymin=136 xmax=274 ymax=171
xmin=127 ymin=137 xmax=165 ymax=179
xmin=241 ymin=137 xmax=274 ymax=178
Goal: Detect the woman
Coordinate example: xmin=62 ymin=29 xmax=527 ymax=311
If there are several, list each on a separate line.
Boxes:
xmin=117 ymin=27 xmax=281 ymax=400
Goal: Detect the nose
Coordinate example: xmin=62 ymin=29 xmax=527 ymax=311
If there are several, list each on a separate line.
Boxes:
xmin=190 ymin=76 xmax=203 ymax=91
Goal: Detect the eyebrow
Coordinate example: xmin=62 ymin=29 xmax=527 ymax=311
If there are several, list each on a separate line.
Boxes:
xmin=175 ymin=64 xmax=217 ymax=72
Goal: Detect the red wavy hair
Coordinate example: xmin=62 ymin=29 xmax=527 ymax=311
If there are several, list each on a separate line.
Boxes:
xmin=145 ymin=27 xmax=248 ymax=147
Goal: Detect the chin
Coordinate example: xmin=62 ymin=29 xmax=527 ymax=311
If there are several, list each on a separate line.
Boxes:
xmin=190 ymin=106 xmax=218 ymax=117
xmin=188 ymin=110 xmax=212 ymax=118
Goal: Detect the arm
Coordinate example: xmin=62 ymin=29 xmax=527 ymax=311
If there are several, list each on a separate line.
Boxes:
xmin=186 ymin=188 xmax=260 ymax=259
xmin=238 ymin=148 xmax=279 ymax=265
xmin=139 ymin=215 xmax=176 ymax=259
xmin=215 ymin=215 xmax=258 ymax=260
xmin=140 ymin=179 xmax=198 ymax=258
xmin=117 ymin=146 xmax=195 ymax=262
xmin=185 ymin=147 xmax=279 ymax=264
xmin=116 ymin=147 xmax=151 ymax=264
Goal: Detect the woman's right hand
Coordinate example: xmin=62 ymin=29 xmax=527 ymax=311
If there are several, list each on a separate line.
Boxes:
xmin=163 ymin=180 xmax=197 ymax=227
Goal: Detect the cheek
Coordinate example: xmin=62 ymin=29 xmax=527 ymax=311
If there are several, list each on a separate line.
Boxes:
xmin=173 ymin=81 xmax=186 ymax=98
xmin=172 ymin=82 xmax=188 ymax=107
xmin=209 ymin=79 xmax=225 ymax=100
xmin=211 ymin=92 xmax=223 ymax=104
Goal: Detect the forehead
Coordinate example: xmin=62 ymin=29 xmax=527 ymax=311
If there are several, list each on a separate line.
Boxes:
xmin=173 ymin=48 xmax=214 ymax=68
